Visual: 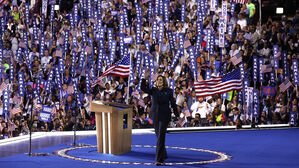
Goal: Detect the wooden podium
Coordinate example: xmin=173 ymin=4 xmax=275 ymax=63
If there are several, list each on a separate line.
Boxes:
xmin=90 ymin=101 xmax=132 ymax=155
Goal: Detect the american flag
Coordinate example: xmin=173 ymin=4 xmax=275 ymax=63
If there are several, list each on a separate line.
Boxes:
xmin=261 ymin=64 xmax=272 ymax=73
xmin=101 ymin=54 xmax=131 ymax=78
xmin=55 ymin=48 xmax=63 ymax=57
xmin=194 ymin=68 xmax=242 ymax=98
xmin=177 ymin=118 xmax=187 ymax=127
xmin=279 ymin=79 xmax=292 ymax=92
xmin=0 ymin=0 xmax=6 ymax=6
xmin=230 ymin=53 xmax=242 ymax=66
xmin=8 ymin=120 xmax=16 ymax=132
xmin=183 ymin=40 xmax=192 ymax=49
xmin=0 ymin=82 xmax=8 ymax=92
xmin=92 ymin=54 xmax=130 ymax=87
xmin=91 ymin=76 xmax=107 ymax=88
xmin=232 ymin=0 xmax=246 ymax=4
xmin=12 ymin=107 xmax=22 ymax=115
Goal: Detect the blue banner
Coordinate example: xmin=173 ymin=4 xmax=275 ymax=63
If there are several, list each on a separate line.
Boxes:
xmin=86 ymin=71 xmax=91 ymax=95
xmin=71 ymin=52 xmax=76 ymax=75
xmin=158 ymin=21 xmax=164 ymax=44
xmin=188 ymin=47 xmax=197 ymax=80
xmin=32 ymin=18 xmax=39 ymax=41
xmin=270 ymin=71 xmax=276 ymax=84
xmin=59 ymin=58 xmax=64 ymax=74
xmin=181 ymin=3 xmax=186 ymax=23
xmin=195 ymin=21 xmax=202 ymax=55
xmin=119 ymin=14 xmax=125 ymax=33
xmin=107 ymin=28 xmax=113 ymax=50
xmin=135 ymin=52 xmax=142 ymax=76
xmin=253 ymin=56 xmax=258 ymax=82
xmin=18 ymin=72 xmax=25 ymax=96
xmin=2 ymin=87 xmax=10 ymax=121
xmin=110 ymin=40 xmax=117 ymax=64
xmin=152 ymin=20 xmax=158 ymax=40
xmin=292 ymin=59 xmax=299 ymax=85
xmin=123 ymin=8 xmax=129 ymax=27
xmin=164 ymin=1 xmax=169 ymax=22
xmin=179 ymin=33 xmax=184 ymax=49
xmin=50 ymin=5 xmax=55 ymax=24
xmin=135 ymin=4 xmax=142 ymax=23
xmin=259 ymin=58 xmax=264 ymax=82
xmin=154 ymin=0 xmax=159 ymax=15
xmin=242 ymin=78 xmax=250 ymax=104
xmin=239 ymin=62 xmax=245 ymax=79
xmin=39 ymin=106 xmax=52 ymax=122
xmin=207 ymin=28 xmax=212 ymax=51
xmin=170 ymin=49 xmax=181 ymax=70
xmin=262 ymin=86 xmax=276 ymax=97
xmin=290 ymin=111 xmax=297 ymax=126
xmin=119 ymin=33 xmax=125 ymax=57
xmin=78 ymin=48 xmax=86 ymax=70
xmin=25 ymin=3 xmax=30 ymax=25
xmin=148 ymin=1 xmax=153 ymax=20
xmin=253 ymin=89 xmax=259 ymax=118
xmin=136 ymin=21 xmax=142 ymax=45
xmin=64 ymin=30 xmax=69 ymax=53
xmin=87 ymin=0 xmax=92 ymax=18
xmin=273 ymin=45 xmax=279 ymax=70
xmin=159 ymin=0 xmax=163 ymax=16
xmin=167 ymin=30 xmax=175 ymax=50
xmin=282 ymin=51 xmax=288 ymax=79
xmin=74 ymin=4 xmax=78 ymax=25
xmin=97 ymin=48 xmax=103 ymax=71
xmin=218 ymin=16 xmax=225 ymax=48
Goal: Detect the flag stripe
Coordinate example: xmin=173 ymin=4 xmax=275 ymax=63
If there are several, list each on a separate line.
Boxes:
xmin=196 ymin=86 xmax=242 ymax=97
xmin=195 ymin=80 xmax=242 ymax=91
xmin=195 ymin=69 xmax=242 ymax=98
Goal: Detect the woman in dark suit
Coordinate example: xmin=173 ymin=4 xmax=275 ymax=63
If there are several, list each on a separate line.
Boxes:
xmin=141 ymin=70 xmax=179 ymax=166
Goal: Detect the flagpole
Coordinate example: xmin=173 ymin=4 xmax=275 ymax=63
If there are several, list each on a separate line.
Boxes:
xmin=126 ymin=52 xmax=132 ymax=104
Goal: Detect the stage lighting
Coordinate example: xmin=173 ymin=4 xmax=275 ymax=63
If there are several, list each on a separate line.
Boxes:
xmin=276 ymin=7 xmax=283 ymax=14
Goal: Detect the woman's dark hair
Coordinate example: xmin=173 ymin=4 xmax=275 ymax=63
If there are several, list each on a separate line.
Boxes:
xmin=156 ymin=75 xmax=169 ymax=89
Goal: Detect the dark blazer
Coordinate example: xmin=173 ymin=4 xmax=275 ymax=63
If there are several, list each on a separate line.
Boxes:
xmin=141 ymin=79 xmax=179 ymax=122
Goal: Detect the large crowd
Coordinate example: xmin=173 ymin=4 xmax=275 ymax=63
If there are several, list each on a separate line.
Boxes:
xmin=0 ymin=0 xmax=298 ymax=139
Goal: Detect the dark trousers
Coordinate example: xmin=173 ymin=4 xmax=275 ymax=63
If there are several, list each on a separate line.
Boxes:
xmin=154 ymin=120 xmax=168 ymax=162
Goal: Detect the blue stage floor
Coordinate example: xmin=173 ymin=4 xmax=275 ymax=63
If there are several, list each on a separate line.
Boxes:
xmin=1 ymin=128 xmax=299 ymax=168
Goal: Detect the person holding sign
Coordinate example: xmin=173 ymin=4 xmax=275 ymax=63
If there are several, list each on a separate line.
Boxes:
xmin=141 ymin=69 xmax=179 ymax=166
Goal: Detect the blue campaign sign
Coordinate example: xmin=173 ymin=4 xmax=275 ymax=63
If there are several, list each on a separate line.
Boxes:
xmin=292 ymin=59 xmax=299 ymax=85
xmin=253 ymin=56 xmax=258 ymax=82
xmin=259 ymin=58 xmax=264 ymax=82
xmin=136 ymin=21 xmax=142 ymax=44
xmin=262 ymin=86 xmax=276 ymax=97
xmin=124 ymin=36 xmax=133 ymax=44
xmin=158 ymin=21 xmax=164 ymax=44
xmin=152 ymin=20 xmax=158 ymax=40
xmin=188 ymin=47 xmax=197 ymax=80
xmin=18 ymin=72 xmax=25 ymax=96
xmin=290 ymin=111 xmax=297 ymax=126
xmin=253 ymin=89 xmax=259 ymax=118
xmin=39 ymin=106 xmax=52 ymax=122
